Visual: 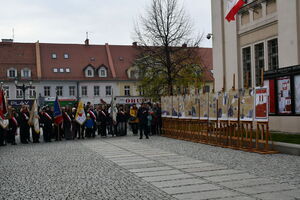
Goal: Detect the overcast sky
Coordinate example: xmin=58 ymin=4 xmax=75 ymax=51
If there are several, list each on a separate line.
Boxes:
xmin=0 ymin=0 xmax=212 ymax=47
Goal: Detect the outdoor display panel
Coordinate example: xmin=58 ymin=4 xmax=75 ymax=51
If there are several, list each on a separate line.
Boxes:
xmin=295 ymin=75 xmax=300 ymax=114
xmin=240 ymin=89 xmax=254 ymax=121
xmin=208 ymin=93 xmax=218 ymax=120
xmin=172 ymin=95 xmax=179 ymax=117
xmin=199 ymin=93 xmax=208 ymax=119
xmin=178 ymin=95 xmax=184 ymax=118
xmin=217 ymin=92 xmax=228 ymax=120
xmin=277 ymin=77 xmax=292 ymax=114
xmin=227 ymin=90 xmax=239 ymax=121
xmin=255 ymin=87 xmax=269 ymax=121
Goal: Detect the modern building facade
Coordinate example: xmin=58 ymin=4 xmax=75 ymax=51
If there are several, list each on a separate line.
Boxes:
xmin=0 ymin=39 xmax=213 ymax=106
xmin=211 ymin=0 xmax=300 ymax=133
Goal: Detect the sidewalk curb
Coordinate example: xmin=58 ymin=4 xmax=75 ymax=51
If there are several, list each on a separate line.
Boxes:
xmin=273 ymin=142 xmax=300 ymax=156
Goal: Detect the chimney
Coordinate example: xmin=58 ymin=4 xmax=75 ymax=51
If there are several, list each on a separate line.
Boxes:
xmin=182 ymin=43 xmax=187 ymax=48
xmin=132 ymin=42 xmax=137 ymax=47
xmin=85 ymin=38 xmax=89 ymax=46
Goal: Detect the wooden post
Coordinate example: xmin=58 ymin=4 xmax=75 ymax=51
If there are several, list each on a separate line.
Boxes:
xmin=232 ymin=73 xmax=236 ymax=90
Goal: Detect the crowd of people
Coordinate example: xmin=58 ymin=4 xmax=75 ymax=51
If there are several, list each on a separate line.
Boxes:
xmin=0 ymin=102 xmax=162 ymax=146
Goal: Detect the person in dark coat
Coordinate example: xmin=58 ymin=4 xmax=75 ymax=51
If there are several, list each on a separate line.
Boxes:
xmin=71 ymin=107 xmax=79 ymax=139
xmin=0 ymin=125 xmax=6 ymax=146
xmin=97 ymin=105 xmax=108 ymax=137
xmin=39 ymin=106 xmax=53 ymax=142
xmin=7 ymin=107 xmax=18 ymax=145
xmin=116 ymin=106 xmax=127 ymax=136
xmin=137 ymin=103 xmax=149 ymax=139
xmin=62 ymin=107 xmax=72 ymax=140
xmin=19 ymin=105 xmax=30 ymax=144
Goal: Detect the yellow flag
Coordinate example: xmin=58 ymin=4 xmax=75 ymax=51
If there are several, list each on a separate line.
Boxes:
xmin=75 ymin=101 xmax=86 ymax=125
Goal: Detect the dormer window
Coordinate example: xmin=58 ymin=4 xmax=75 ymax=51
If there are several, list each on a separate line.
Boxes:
xmin=51 ymin=53 xmax=57 ymax=59
xmin=84 ymin=65 xmax=95 ymax=77
xmin=99 ymin=67 xmax=107 ymax=77
xmin=21 ymin=68 xmax=31 ymax=78
xmin=7 ymin=68 xmax=17 ymax=78
xmin=64 ymin=53 xmax=69 ymax=59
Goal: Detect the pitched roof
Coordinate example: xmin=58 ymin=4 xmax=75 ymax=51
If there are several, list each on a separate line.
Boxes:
xmin=0 ymin=42 xmax=37 ymax=80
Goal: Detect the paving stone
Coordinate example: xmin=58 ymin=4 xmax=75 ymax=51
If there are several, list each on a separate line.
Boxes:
xmin=182 ymin=165 xmax=228 ymax=173
xmin=204 ymin=173 xmax=257 ymax=183
xmin=129 ymin=166 xmax=173 ymax=173
xmin=235 ymin=183 xmax=297 ymax=195
xmin=161 ymin=184 xmax=220 ymax=195
xmin=254 ymin=189 xmax=300 ymax=200
xmin=218 ymin=178 xmax=274 ymax=188
xmin=134 ymin=169 xmax=182 ymax=177
xmin=173 ymin=189 xmax=240 ymax=200
xmin=151 ymin=178 xmax=207 ymax=188
xmin=192 ymin=169 xmax=244 ymax=177
xmin=143 ymin=174 xmax=194 ymax=182
xmin=175 ymin=163 xmax=215 ymax=169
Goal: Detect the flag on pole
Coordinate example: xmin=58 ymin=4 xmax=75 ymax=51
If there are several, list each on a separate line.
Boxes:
xmin=75 ymin=100 xmax=86 ymax=125
xmin=0 ymin=88 xmax=7 ymax=120
xmin=53 ymin=96 xmax=63 ymax=125
xmin=225 ymin=0 xmax=245 ymax=22
xmin=29 ymin=99 xmax=40 ymax=134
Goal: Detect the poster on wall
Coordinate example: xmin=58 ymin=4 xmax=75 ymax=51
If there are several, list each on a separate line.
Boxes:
xmin=277 ymin=77 xmax=292 ymax=114
xmin=227 ymin=90 xmax=239 ymax=121
xmin=255 ymin=87 xmax=269 ymax=121
xmin=295 ymin=75 xmax=300 ymax=114
xmin=217 ymin=92 xmax=229 ymax=120
xmin=240 ymin=89 xmax=254 ymax=121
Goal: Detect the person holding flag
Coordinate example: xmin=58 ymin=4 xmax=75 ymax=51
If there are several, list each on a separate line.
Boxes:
xmin=75 ymin=100 xmax=86 ymax=139
xmin=29 ymin=99 xmax=40 ymax=143
xmin=53 ymin=96 xmax=63 ymax=141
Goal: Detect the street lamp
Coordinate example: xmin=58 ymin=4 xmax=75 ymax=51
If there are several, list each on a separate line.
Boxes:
xmin=15 ymin=80 xmax=32 ymax=100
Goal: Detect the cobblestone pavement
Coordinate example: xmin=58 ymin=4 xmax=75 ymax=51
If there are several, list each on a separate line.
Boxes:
xmin=1 ymin=135 xmax=300 ymax=200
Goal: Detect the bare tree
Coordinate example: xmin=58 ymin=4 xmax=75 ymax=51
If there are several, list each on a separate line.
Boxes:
xmin=134 ymin=0 xmax=204 ymax=99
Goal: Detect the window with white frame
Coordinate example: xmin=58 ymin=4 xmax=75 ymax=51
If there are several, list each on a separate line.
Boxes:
xmin=105 ymin=86 xmax=112 ymax=96
xmin=16 ymin=89 xmax=23 ymax=98
xmin=268 ymin=38 xmax=278 ymax=70
xmin=52 ymin=53 xmax=57 ymax=59
xmin=21 ymin=68 xmax=31 ymax=78
xmin=53 ymin=68 xmax=58 ymax=73
xmin=7 ymin=68 xmax=17 ymax=78
xmin=81 ymin=86 xmax=87 ymax=96
xmin=66 ymin=68 xmax=70 ymax=73
xmin=124 ymin=85 xmax=130 ymax=96
xmin=29 ymin=86 xmax=36 ymax=98
xmin=94 ymin=86 xmax=100 ymax=96
xmin=85 ymin=66 xmax=94 ymax=77
xmin=44 ymin=86 xmax=51 ymax=97
xmin=3 ymin=86 xmax=9 ymax=98
xmin=69 ymin=86 xmax=75 ymax=96
xmin=99 ymin=67 xmax=107 ymax=77
xmin=242 ymin=47 xmax=252 ymax=88
xmin=64 ymin=53 xmax=69 ymax=59
xmin=56 ymin=86 xmax=63 ymax=96
xmin=255 ymin=43 xmax=264 ymax=86
xmin=59 ymin=68 xmax=64 ymax=73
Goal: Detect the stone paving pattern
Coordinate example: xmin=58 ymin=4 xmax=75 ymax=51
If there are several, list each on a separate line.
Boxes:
xmin=1 ymin=135 xmax=300 ymax=200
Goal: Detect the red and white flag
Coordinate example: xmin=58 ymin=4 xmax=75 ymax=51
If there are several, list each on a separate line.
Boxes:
xmin=225 ymin=0 xmax=245 ymax=22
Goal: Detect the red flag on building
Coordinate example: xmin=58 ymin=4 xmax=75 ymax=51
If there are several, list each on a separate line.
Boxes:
xmin=225 ymin=0 xmax=245 ymax=22
xmin=0 ymin=89 xmax=7 ymax=120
